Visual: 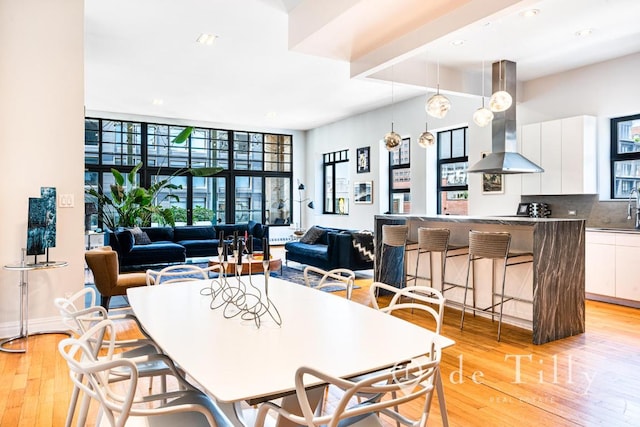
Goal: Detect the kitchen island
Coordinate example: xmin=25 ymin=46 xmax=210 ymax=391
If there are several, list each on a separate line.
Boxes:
xmin=374 ymin=215 xmax=585 ymax=344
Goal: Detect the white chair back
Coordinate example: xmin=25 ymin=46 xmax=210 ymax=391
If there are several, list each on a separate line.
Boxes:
xmin=255 ymin=346 xmax=441 ymax=427
xmin=303 ymin=266 xmax=355 ymax=300
xmin=146 ymin=264 xmax=217 ymax=286
xmin=369 ymin=282 xmax=445 ymax=334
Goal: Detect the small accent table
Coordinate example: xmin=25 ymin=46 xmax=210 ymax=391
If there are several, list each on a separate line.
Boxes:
xmin=208 ymin=253 xmax=282 ymax=276
xmin=2 ymin=259 xmax=70 ymax=353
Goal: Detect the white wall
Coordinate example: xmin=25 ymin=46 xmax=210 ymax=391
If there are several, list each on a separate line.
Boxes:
xmin=0 ymin=0 xmax=85 ymax=335
xmin=305 ymin=52 xmax=640 ymax=225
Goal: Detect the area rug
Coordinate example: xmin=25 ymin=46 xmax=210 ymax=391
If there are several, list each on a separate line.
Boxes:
xmin=85 ymin=264 xmax=359 ymax=309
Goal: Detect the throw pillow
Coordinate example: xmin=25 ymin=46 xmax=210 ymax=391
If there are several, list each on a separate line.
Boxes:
xmin=352 ymin=230 xmax=375 ymax=262
xmin=130 ymin=226 xmax=152 ymax=245
xmin=300 ymin=226 xmax=325 ymax=244
xmin=114 ymin=229 xmax=134 ymax=253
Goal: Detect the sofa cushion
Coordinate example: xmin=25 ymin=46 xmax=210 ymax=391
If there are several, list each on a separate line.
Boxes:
xmin=173 ymin=226 xmax=216 ymax=241
xmin=300 ymin=226 xmax=325 ymax=244
xmin=143 ymin=227 xmax=174 ymax=242
xmin=130 ymin=226 xmax=152 ymax=245
xmin=114 ymin=229 xmax=134 ymax=254
xmin=215 ymin=224 xmax=248 ymax=238
xmin=177 ymin=239 xmax=218 ymax=258
xmin=284 ymin=242 xmax=329 ymax=261
xmin=247 ymin=220 xmax=265 ymax=239
xmin=122 ymin=242 xmax=186 ymax=266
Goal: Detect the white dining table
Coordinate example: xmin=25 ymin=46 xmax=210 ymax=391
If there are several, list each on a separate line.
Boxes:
xmin=127 ymin=275 xmax=455 ymax=426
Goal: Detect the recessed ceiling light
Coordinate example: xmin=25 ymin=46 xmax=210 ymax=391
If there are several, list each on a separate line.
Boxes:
xmin=196 ymin=33 xmax=218 ymax=45
xmin=575 ymin=28 xmax=593 ymax=37
xmin=520 ymin=9 xmax=540 ymax=18
xmin=152 ymin=99 xmax=164 ymax=106
xmin=451 ymin=39 xmax=465 ymax=46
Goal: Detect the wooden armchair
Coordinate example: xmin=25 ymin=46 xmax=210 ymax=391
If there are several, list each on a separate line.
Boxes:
xmin=84 ymin=246 xmax=149 ymax=309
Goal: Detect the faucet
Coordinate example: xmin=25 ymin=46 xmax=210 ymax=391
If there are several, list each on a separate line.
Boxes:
xmin=627 ymin=188 xmax=640 ymax=229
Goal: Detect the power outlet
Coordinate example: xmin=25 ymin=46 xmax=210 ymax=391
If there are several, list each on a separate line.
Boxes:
xmin=568 ymin=210 xmax=577 ymax=216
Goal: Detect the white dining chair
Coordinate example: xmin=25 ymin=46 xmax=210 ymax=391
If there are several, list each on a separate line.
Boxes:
xmin=369 ymin=282 xmax=445 ymax=334
xmin=58 ymin=319 xmax=232 ymax=427
xmin=146 ymin=263 xmax=220 ymax=286
xmin=254 ymin=346 xmax=441 ymax=427
xmin=303 ymin=265 xmax=355 ymax=300
xmin=54 ymin=287 xmax=185 ymax=427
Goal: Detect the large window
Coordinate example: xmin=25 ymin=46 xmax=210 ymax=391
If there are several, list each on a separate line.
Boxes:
xmin=437 ymin=127 xmax=468 ymax=215
xmin=84 ymin=118 xmax=292 ymax=228
xmin=611 ymin=113 xmax=640 ymax=198
xmin=389 ymin=137 xmax=411 ymax=213
xmin=323 ymin=150 xmax=350 ymax=215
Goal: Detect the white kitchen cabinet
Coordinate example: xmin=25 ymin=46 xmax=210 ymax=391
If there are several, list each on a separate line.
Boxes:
xmin=520 ymin=115 xmax=596 ymax=195
xmin=586 ymin=230 xmax=640 ymax=305
xmin=614 ymin=233 xmax=640 ymax=301
xmin=585 ymin=232 xmax=616 ymax=296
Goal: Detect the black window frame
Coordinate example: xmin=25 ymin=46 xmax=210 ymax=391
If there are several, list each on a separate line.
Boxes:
xmin=436 ymin=126 xmax=468 ymax=214
xmin=322 ymin=149 xmax=350 ymax=215
xmin=84 ymin=117 xmax=293 ymax=227
xmin=388 ymin=137 xmax=411 ymax=214
xmin=610 ymin=113 xmax=640 ymax=199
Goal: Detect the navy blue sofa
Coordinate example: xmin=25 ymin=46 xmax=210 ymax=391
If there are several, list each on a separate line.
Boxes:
xmin=106 ymin=221 xmax=269 ymax=272
xmin=284 ymin=226 xmax=374 ymax=271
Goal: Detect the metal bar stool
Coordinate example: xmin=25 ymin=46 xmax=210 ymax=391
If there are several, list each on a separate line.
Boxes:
xmin=459 ymin=230 xmax=533 ymax=341
xmin=406 ymin=227 xmax=451 ymax=291
xmin=377 ymin=225 xmax=409 ymax=293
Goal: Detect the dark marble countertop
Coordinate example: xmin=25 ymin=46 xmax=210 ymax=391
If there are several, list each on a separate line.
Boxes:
xmin=375 ymin=214 xmax=585 ymax=226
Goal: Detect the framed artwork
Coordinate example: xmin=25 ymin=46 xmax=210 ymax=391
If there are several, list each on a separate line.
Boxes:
xmin=354 ymin=181 xmax=373 ymax=204
xmin=356 ymin=146 xmax=370 ymax=173
xmin=481 ymin=152 xmax=504 ymax=194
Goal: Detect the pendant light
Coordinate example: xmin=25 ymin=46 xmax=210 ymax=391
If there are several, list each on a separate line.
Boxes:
xmin=384 ymin=67 xmax=401 ymax=152
xmin=418 ymin=122 xmax=435 ymax=148
xmin=473 ymin=61 xmax=494 ymax=127
xmin=425 ymin=61 xmax=450 ymax=118
xmin=489 ymin=60 xmax=513 ymax=112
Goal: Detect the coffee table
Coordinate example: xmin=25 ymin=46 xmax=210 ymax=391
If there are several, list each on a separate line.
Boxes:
xmin=208 ymin=253 xmax=282 ymax=275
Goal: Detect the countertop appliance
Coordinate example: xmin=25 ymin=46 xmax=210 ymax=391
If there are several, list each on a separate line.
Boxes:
xmin=529 ymin=202 xmax=551 ymax=218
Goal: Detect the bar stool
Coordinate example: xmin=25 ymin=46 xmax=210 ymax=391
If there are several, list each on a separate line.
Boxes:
xmin=377 ymin=225 xmax=409 ymax=292
xmin=459 ymin=230 xmax=533 ymax=341
xmin=406 ymin=227 xmax=450 ymax=290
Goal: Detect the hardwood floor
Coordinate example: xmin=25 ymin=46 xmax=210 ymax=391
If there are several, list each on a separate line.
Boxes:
xmin=1 ymin=272 xmax=639 ymax=426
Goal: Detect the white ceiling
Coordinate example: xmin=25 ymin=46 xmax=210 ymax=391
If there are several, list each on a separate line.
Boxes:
xmin=84 ymin=0 xmax=640 ymax=131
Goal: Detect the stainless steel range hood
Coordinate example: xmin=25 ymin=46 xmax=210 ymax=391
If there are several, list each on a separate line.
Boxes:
xmin=467 ymin=60 xmax=544 ymax=174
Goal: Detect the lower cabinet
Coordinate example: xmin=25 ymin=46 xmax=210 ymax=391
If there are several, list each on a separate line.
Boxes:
xmin=586 ymin=231 xmax=640 ymax=305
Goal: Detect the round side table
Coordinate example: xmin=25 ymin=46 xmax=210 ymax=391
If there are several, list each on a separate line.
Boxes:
xmin=2 ymin=260 xmax=70 ymax=353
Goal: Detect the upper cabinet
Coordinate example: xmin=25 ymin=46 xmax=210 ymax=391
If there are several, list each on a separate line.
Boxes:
xmin=521 ymin=115 xmax=596 ymax=195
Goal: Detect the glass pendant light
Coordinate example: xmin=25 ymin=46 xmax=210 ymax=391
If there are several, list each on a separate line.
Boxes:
xmin=489 ymin=61 xmax=512 ymax=112
xmin=384 ymin=123 xmax=402 ymax=152
xmin=473 ymin=61 xmax=494 ymax=127
xmin=418 ymin=122 xmax=435 ymax=148
xmin=426 ymin=61 xmax=450 ymax=119
xmin=384 ymin=67 xmax=401 ymax=152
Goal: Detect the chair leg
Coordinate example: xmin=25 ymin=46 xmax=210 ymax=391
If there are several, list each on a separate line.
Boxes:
xmin=460 ymin=256 xmax=473 ymax=330
xmin=497 ymin=261 xmax=509 ymax=342
xmin=100 ymin=295 xmax=111 ymax=310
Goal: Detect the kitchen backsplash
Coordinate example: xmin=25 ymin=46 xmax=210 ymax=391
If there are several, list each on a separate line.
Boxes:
xmin=520 ymin=194 xmax=633 ymax=228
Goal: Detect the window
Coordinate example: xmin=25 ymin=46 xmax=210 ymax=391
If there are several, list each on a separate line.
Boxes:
xmin=84 ymin=118 xmax=292 ymax=228
xmin=611 ymin=113 xmax=640 ymax=198
xmin=437 ymin=127 xmax=468 ymax=215
xmin=323 ymin=150 xmax=349 ymax=215
xmin=389 ymin=137 xmax=411 ymax=213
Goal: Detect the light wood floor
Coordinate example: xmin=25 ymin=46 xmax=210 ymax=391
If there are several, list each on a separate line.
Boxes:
xmin=1 ymin=271 xmax=639 ymax=426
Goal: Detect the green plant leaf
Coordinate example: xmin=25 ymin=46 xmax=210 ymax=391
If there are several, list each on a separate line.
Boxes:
xmin=172 ymin=127 xmax=194 ymax=145
xmin=111 ymin=168 xmax=124 ymax=186
xmin=189 ymin=167 xmax=224 ymax=177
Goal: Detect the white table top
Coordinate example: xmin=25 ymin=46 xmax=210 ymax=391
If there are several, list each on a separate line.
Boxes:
xmin=128 ymin=276 xmax=455 ymax=403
